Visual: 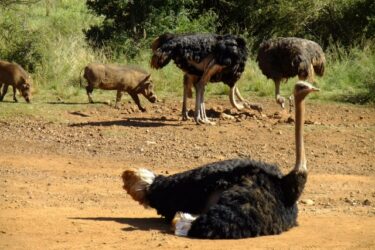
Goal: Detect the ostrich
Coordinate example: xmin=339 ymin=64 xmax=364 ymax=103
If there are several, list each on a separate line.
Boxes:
xmin=122 ymin=80 xmax=319 ymax=239
xmin=151 ymin=33 xmax=262 ymax=125
xmin=257 ymin=37 xmax=325 ymax=109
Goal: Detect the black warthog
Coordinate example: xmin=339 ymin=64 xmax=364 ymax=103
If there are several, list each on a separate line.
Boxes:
xmin=0 ymin=60 xmax=32 ymax=103
xmin=82 ymin=63 xmax=157 ymax=111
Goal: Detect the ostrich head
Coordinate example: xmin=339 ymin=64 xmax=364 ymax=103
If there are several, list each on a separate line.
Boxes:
xmin=294 ymin=81 xmax=319 ymax=103
xmin=293 ymin=81 xmax=319 ymax=173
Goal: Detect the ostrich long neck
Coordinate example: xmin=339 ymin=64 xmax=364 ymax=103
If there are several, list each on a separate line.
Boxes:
xmin=281 ymin=94 xmax=308 ymax=206
xmin=294 ymin=98 xmax=306 ymax=173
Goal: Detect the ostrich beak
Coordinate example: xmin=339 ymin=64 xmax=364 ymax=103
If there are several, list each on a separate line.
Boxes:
xmin=310 ymin=87 xmax=320 ymax=93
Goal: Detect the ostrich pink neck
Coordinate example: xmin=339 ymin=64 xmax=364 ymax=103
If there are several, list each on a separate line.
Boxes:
xmin=294 ymin=97 xmax=306 ymax=173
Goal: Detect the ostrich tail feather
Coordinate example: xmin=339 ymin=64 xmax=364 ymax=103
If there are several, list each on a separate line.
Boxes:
xmin=122 ymin=168 xmax=155 ymax=207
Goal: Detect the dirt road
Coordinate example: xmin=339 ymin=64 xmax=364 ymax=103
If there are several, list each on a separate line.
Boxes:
xmin=1 ymin=97 xmax=374 ymax=249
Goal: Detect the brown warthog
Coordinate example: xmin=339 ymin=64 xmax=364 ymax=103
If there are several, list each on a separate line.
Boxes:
xmin=82 ymin=63 xmax=157 ymax=111
xmin=0 ymin=60 xmax=32 ymax=103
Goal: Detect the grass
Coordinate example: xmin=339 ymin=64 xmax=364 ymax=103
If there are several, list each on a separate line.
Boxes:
xmin=127 ymin=44 xmax=375 ymax=105
xmin=0 ymin=88 xmax=126 ymax=123
xmin=321 ymin=45 xmax=375 ymax=104
xmin=0 ymin=0 xmax=374 ymax=116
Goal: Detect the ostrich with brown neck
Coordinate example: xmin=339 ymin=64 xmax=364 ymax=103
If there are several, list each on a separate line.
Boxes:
xmin=122 ymin=81 xmax=318 ymax=238
xmin=257 ymin=37 xmax=325 ymax=109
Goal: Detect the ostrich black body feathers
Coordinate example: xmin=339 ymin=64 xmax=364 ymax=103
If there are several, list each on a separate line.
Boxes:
xmin=151 ymin=33 xmax=248 ymax=87
xmin=145 ymin=158 xmax=307 ymax=238
xmin=122 ymin=81 xmax=316 ymax=239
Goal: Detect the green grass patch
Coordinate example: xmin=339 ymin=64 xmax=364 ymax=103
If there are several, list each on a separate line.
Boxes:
xmin=0 ymin=1 xmax=374 ymax=110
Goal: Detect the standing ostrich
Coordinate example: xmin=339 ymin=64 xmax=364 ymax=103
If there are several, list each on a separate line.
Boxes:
xmin=257 ymin=37 xmax=325 ymax=109
xmin=151 ymin=33 xmax=262 ymax=125
xmin=122 ymin=80 xmax=319 ymax=239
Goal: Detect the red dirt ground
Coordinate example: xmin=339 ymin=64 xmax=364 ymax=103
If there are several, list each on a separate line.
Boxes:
xmin=0 ymin=97 xmax=374 ymax=249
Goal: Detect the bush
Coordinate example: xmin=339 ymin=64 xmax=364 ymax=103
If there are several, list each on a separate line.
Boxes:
xmin=309 ymin=43 xmax=375 ymax=104
xmin=0 ymin=0 xmax=373 ymax=104
xmin=0 ymin=10 xmax=44 ymax=72
xmin=0 ymin=1 xmax=104 ymax=99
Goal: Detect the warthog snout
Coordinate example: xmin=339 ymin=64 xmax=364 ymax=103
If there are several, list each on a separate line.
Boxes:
xmin=21 ymin=82 xmax=31 ymax=103
xmin=148 ymin=95 xmax=157 ymax=103
xmin=21 ymin=90 xmax=31 ymax=103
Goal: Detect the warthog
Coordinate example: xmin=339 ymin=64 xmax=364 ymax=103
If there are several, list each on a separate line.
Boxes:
xmin=0 ymin=60 xmax=32 ymax=103
xmin=82 ymin=63 xmax=157 ymax=111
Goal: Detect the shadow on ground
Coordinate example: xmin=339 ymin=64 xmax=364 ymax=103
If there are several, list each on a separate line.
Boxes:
xmin=70 ymin=217 xmax=170 ymax=233
xmin=69 ymin=117 xmax=180 ymax=128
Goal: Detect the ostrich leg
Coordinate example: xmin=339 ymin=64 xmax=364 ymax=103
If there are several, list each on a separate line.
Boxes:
xmin=230 ymin=86 xmax=263 ymax=113
xmin=194 ymin=81 xmax=214 ymax=125
xmin=182 ymin=79 xmax=191 ymax=121
xmin=182 ymin=74 xmax=197 ymax=121
xmin=193 ymin=61 xmax=223 ymax=125
xmin=275 ymin=79 xmax=286 ymax=108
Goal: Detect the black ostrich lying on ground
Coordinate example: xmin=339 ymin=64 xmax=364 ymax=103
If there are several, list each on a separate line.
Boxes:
xmin=257 ymin=37 xmax=325 ymax=109
xmin=151 ymin=33 xmax=262 ymax=124
xmin=122 ymin=81 xmax=319 ymax=239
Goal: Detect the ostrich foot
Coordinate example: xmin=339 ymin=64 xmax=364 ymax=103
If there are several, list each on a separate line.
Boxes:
xmin=244 ymin=103 xmax=263 ymax=113
xmin=276 ymin=95 xmax=286 ymax=109
xmin=196 ymin=117 xmax=216 ymax=125
xmin=182 ymin=111 xmax=192 ymax=121
xmin=195 ymin=108 xmax=216 ymax=125
xmin=182 ymin=116 xmax=194 ymax=122
xmin=172 ymin=212 xmax=198 ymax=237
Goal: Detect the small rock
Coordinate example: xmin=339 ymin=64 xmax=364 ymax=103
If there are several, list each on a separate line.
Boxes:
xmin=220 ymin=113 xmax=235 ymax=120
xmin=286 ymin=117 xmax=294 ymax=123
xmin=363 ymin=199 xmax=371 ymax=206
xmin=146 ymin=141 xmax=156 ymax=145
xmin=344 ymin=197 xmax=357 ymax=206
xmin=300 ymin=199 xmax=314 ymax=205
xmin=215 ymin=106 xmax=224 ymax=112
xmin=272 ymin=111 xmax=283 ymax=119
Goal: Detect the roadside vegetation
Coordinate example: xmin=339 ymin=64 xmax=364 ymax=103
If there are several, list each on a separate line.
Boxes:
xmin=0 ymin=0 xmax=374 ymax=106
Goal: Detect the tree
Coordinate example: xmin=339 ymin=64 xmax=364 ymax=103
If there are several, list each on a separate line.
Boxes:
xmin=85 ymin=0 xmax=374 ymax=56
xmin=0 ymin=0 xmax=40 ymax=7
xmin=85 ymin=0 xmax=215 ymax=57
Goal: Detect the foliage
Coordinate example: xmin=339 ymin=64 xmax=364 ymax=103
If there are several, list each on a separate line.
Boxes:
xmin=306 ymin=0 xmax=375 ymax=48
xmin=197 ymin=0 xmax=375 ymax=50
xmin=0 ymin=0 xmax=39 ymax=7
xmin=0 ymin=0 xmax=103 ymax=97
xmin=0 ymin=11 xmax=43 ymax=72
xmin=85 ymin=0 xmax=216 ymax=58
xmin=322 ymin=44 xmax=375 ymax=103
xmin=85 ymin=0 xmax=374 ymax=53
xmin=0 ymin=0 xmax=374 ymax=104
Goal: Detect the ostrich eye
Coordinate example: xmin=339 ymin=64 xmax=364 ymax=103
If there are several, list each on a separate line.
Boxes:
xmin=296 ymin=84 xmax=309 ymax=91
xmin=296 ymin=85 xmax=303 ymax=91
